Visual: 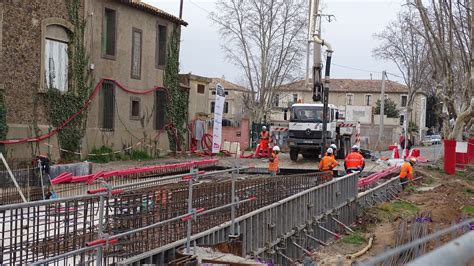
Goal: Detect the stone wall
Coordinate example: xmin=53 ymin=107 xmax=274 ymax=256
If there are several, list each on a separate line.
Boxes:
xmin=0 ymin=0 xmax=75 ymax=160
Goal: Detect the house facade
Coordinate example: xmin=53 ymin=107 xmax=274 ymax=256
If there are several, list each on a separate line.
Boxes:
xmin=0 ymin=0 xmax=187 ymax=161
xmin=207 ymin=78 xmax=251 ymax=150
xmin=270 ymin=79 xmax=427 ymax=149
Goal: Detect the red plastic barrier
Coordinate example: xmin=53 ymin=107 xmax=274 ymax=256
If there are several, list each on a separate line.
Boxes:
xmin=468 ymin=138 xmax=474 ymax=164
xmin=444 ymin=139 xmax=456 ymax=174
xmin=456 ymin=152 xmax=467 ymax=169
xmin=411 ymin=149 xmax=420 ymax=158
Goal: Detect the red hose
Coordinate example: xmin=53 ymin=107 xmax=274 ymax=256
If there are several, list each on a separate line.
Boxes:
xmin=0 ymin=78 xmax=169 ymax=145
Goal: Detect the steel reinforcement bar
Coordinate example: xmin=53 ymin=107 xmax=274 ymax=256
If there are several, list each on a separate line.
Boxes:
xmin=0 ymin=170 xmax=331 ymax=265
xmin=119 ymin=174 xmax=404 ymax=265
xmin=118 ymin=173 xmax=361 ymax=265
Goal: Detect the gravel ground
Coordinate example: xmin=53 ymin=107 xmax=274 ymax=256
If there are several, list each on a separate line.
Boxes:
xmin=91 ymin=152 xmax=389 ymax=175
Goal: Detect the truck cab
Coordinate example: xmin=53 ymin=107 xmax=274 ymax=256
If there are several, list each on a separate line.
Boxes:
xmin=286 ymin=103 xmax=351 ymax=161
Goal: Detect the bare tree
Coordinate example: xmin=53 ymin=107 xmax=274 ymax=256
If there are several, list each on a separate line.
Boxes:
xmin=411 ymin=0 xmax=473 ymax=140
xmin=210 ymin=0 xmax=307 ymax=122
xmin=373 ymin=9 xmax=432 ymax=130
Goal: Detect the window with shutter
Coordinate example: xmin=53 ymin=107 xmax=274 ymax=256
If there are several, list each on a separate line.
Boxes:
xmin=210 ymin=102 xmax=215 ymax=113
xmin=102 ymin=8 xmax=116 ymax=58
xmin=131 ymin=28 xmax=142 ymax=79
xmin=155 ymin=90 xmax=166 ymax=130
xmin=197 ymin=84 xmax=205 ymax=94
xmin=101 ymin=81 xmax=115 ymax=130
xmin=156 ymin=24 xmax=167 ymax=67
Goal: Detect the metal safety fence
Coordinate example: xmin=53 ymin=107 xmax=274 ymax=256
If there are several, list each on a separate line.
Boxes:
xmin=118 ymin=172 xmax=360 ymax=265
xmin=0 ymin=167 xmax=46 ymax=205
xmin=0 ymin=166 xmax=332 ymax=265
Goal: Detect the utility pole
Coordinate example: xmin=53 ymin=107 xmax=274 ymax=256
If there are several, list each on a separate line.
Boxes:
xmin=378 ymin=71 xmax=386 ymax=154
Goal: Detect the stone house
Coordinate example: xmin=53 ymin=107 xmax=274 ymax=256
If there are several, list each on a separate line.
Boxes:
xmin=270 ymin=79 xmax=427 ymax=149
xmin=0 ymin=0 xmax=187 ymax=161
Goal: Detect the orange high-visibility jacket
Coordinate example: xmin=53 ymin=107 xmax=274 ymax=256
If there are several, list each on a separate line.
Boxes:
xmin=400 ymin=162 xmax=413 ymax=180
xmin=325 ymin=152 xmax=336 ymax=160
xmin=260 ymin=131 xmax=269 ymax=148
xmin=344 ymin=152 xmax=365 ymax=169
xmin=268 ymin=152 xmax=279 ymax=172
xmin=319 ymin=155 xmax=338 ymax=171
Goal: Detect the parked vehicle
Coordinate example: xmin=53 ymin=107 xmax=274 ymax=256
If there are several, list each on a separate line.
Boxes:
xmin=430 ymin=134 xmax=442 ymax=145
xmin=422 ymin=135 xmax=442 ymax=146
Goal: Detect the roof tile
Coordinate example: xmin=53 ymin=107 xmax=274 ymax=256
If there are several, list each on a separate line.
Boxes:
xmin=114 ymin=0 xmax=188 ymax=26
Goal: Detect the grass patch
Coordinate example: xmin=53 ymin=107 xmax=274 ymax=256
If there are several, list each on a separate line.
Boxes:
xmin=456 ymin=171 xmax=466 ymax=177
xmin=342 ymin=231 xmax=367 ymax=246
xmin=465 ymin=173 xmax=474 ymax=184
xmin=461 ymin=206 xmax=474 ymax=216
xmin=465 ymin=189 xmax=474 ymax=197
xmin=130 ymin=149 xmax=152 ymax=161
xmin=87 ymin=146 xmax=116 ymax=163
xmin=422 ymin=176 xmax=434 ymax=185
xmin=405 ymin=185 xmax=417 ymax=192
xmin=377 ymin=200 xmax=419 ymax=222
xmin=88 ymin=146 xmax=153 ymax=163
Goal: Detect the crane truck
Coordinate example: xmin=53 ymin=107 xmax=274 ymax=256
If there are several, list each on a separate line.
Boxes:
xmin=283 ymin=0 xmax=354 ymax=161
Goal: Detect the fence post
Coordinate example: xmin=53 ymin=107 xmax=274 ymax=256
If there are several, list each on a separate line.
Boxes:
xmin=96 ymin=194 xmax=105 ymax=266
xmin=185 ymin=167 xmax=197 ymax=254
xmin=38 ymin=159 xmax=46 ymax=200
xmin=230 ymin=164 xmax=237 ymax=236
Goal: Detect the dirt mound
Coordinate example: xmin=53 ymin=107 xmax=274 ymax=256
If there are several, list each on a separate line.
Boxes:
xmin=404 ymin=180 xmax=474 ymax=225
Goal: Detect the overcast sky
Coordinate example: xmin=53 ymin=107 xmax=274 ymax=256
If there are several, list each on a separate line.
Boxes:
xmin=143 ymin=0 xmax=406 ymax=84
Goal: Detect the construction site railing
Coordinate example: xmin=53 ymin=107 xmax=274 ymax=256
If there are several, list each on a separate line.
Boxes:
xmin=358 ymin=217 xmax=474 ymax=266
xmin=0 ymin=167 xmax=45 ymax=204
xmin=117 ymin=172 xmax=359 ymax=265
xmin=0 ymin=165 xmax=331 ymax=265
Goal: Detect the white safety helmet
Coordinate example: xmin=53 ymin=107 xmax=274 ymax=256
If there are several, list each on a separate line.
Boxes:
xmin=330 ymin=144 xmax=337 ymax=150
xmin=273 ymin=146 xmax=280 ymax=152
xmin=352 ymin=145 xmax=360 ymax=151
xmin=327 ymin=148 xmax=334 ymax=154
xmin=262 ymin=126 xmax=267 ymax=131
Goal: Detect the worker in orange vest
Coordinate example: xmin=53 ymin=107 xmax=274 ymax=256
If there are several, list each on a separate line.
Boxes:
xmin=400 ymin=157 xmax=416 ymax=189
xmin=260 ymin=126 xmax=269 ymax=148
xmin=259 ymin=126 xmax=270 ymax=156
xmin=326 ymin=144 xmax=337 ymax=159
xmin=320 ymin=148 xmax=338 ymax=173
xmin=268 ymin=146 xmax=280 ymax=177
xmin=344 ymin=145 xmax=365 ymax=174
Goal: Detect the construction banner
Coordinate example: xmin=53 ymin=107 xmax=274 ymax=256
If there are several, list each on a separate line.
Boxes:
xmin=212 ymin=84 xmax=226 ymax=153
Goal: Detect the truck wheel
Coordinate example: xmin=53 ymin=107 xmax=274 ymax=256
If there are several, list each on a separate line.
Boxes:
xmin=290 ymin=149 xmax=298 ymax=161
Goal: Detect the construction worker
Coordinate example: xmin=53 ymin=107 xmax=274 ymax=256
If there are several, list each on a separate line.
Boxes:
xmin=319 ymin=148 xmax=338 ymax=173
xmin=268 ymin=146 xmax=280 ymax=177
xmin=400 ymin=157 xmax=416 ymax=189
xmin=344 ymin=145 xmax=365 ymax=174
xmin=327 ymin=144 xmax=338 ymax=159
xmin=259 ymin=126 xmax=270 ymax=156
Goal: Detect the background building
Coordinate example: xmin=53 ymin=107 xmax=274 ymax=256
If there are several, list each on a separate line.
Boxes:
xmin=270 ymin=79 xmax=427 ymax=149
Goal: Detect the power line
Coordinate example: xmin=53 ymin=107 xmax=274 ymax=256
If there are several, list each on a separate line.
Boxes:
xmin=188 ymin=0 xmax=212 ymax=15
xmin=332 ymin=63 xmax=404 ymax=79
